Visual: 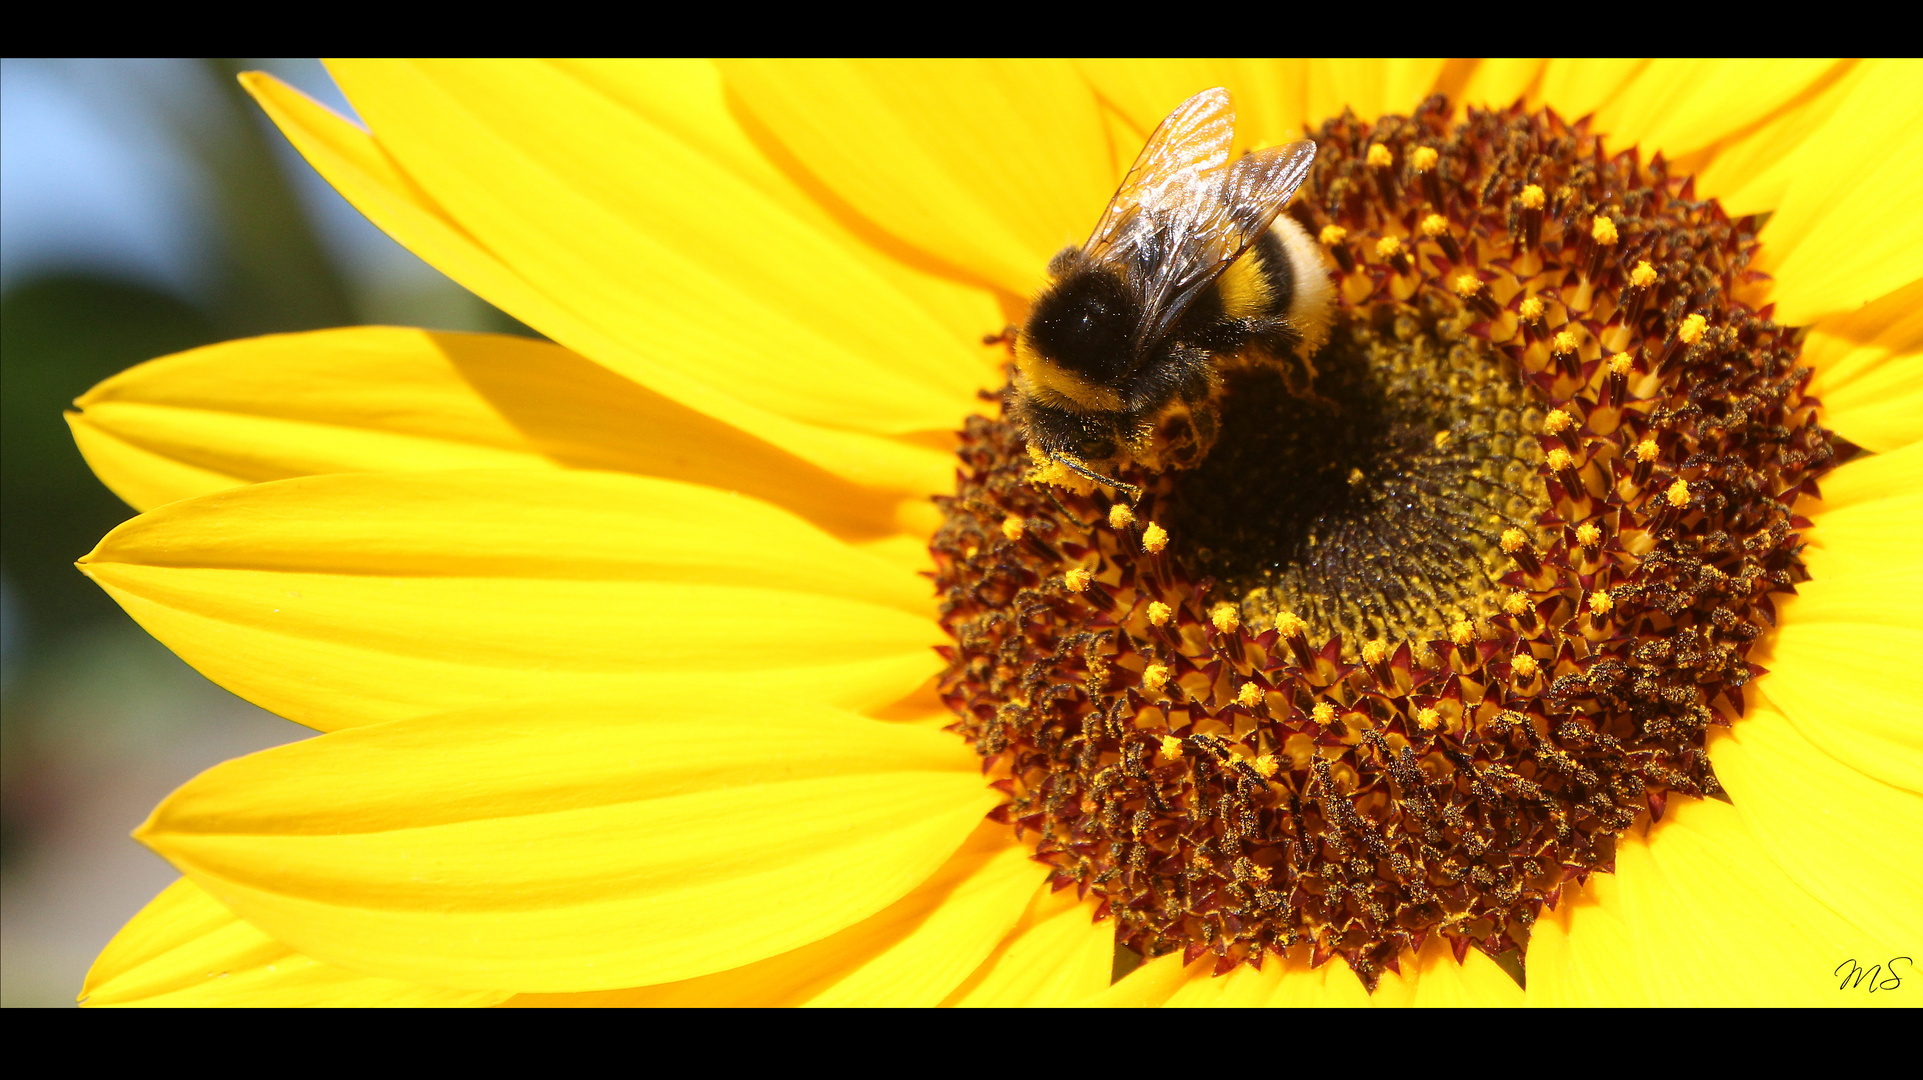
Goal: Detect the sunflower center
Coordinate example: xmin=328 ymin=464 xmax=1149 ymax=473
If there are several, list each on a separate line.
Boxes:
xmin=931 ymin=98 xmax=1838 ymax=990
xmin=1168 ymin=307 xmax=1550 ymax=651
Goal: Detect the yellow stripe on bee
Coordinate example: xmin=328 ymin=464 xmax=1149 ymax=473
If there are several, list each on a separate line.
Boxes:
xmin=1215 ymin=252 xmax=1271 ymax=321
xmin=1013 ymin=334 xmax=1125 ymax=412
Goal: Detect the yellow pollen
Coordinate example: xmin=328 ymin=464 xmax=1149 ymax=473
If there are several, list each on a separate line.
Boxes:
xmin=1146 ymin=600 xmax=1173 ymax=627
xmin=1591 ymin=216 xmax=1619 ymax=244
xmin=1274 ymin=611 xmax=1308 ymax=638
xmin=1451 ymin=272 xmax=1482 ymax=297
xmin=1609 ymin=352 xmax=1634 ymax=376
xmin=1210 ymin=602 xmax=1241 ymax=634
xmin=1108 ymin=503 xmax=1136 ymax=530
xmin=1063 ymin=566 xmax=1092 ymax=593
xmin=1500 ymin=528 xmax=1528 ymax=553
xmin=1542 ymin=408 xmax=1573 ymax=435
xmin=1142 ymin=663 xmax=1170 ymax=693
xmin=1630 ymin=260 xmax=1657 ymax=288
xmin=1512 ymin=653 xmax=1539 ymax=680
xmin=1411 ymin=146 xmax=1439 ymax=172
xmin=1252 ymin=754 xmax=1280 ymax=779
xmin=1519 ymin=184 xmax=1545 ymax=210
xmin=1319 ymin=224 xmax=1348 ymax=245
xmin=1142 ymin=521 xmax=1169 ymax=554
xmin=1237 ymin=681 xmax=1263 ymax=708
xmin=1434 ymin=429 xmax=1452 ymax=450
xmin=1366 ymin=143 xmax=1393 ymax=168
xmin=1313 ymin=702 xmax=1339 ymax=728
xmin=1667 ymin=478 xmax=1692 ymax=507
xmin=1415 ymin=707 xmax=1443 ymax=732
xmin=1678 ymin=313 xmax=1708 ymax=345
xmin=1449 ymin=619 xmax=1475 ymax=646
xmin=1160 ymin=735 xmax=1185 ymax=761
xmin=1546 ymin=447 xmax=1575 ymax=471
xmin=1001 ymin=515 xmax=1025 ymax=541
xmin=1248 ymin=862 xmax=1273 ymax=884
xmin=1635 ymin=437 xmax=1661 ymax=462
xmin=1588 ymin=590 xmax=1614 ymax=615
xmin=1362 ymin=639 xmax=1388 ymax=665
xmin=1552 ymin=328 xmax=1579 ymax=353
xmin=1422 ymin=213 xmax=1451 ymax=237
xmin=1503 ymin=591 xmax=1531 ymax=615
xmin=1518 ymin=296 xmax=1545 ymax=321
xmin=1576 ymin=523 xmax=1602 ymax=547
xmin=1375 ymin=235 xmax=1405 ymax=259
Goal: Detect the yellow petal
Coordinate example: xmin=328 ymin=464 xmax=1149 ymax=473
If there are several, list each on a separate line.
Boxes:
xmin=1533 ymin=59 xmax=1650 ymax=122
xmin=139 ymin=700 xmax=998 ymax=992
xmin=323 ymin=60 xmax=986 ymax=437
xmin=551 ymin=59 xmax=1008 ymax=363
xmin=80 ymin=471 xmax=940 ymax=730
xmin=1074 ymin=60 xmax=1307 ymax=158
xmin=1810 ymin=438 xmax=1923 ymax=514
xmin=83 ymin=878 xmax=507 ymax=1007
xmin=1589 ymin=59 xmax=1842 ymax=161
xmin=504 ymin=820 xmax=1036 ymax=1006
xmin=1079 ymin=949 xmax=1210 ymax=1007
xmin=1754 ymin=569 xmax=1923 ymax=793
xmin=943 ymin=882 xmax=1113 ymax=1006
xmin=1747 ymin=60 xmax=1923 ymax=325
xmin=1804 ymin=279 xmax=1923 ymax=453
xmin=721 ymin=60 xmax=1111 ymax=297
xmin=1527 ymin=795 xmax=1900 ymax=1005
xmin=1711 ymin=702 xmax=1923 ymax=949
xmin=66 ymin=325 xmax=915 ymax=541
xmin=1305 ymin=59 xmax=1447 ymax=125
xmin=241 ymin=70 xmax=953 ymax=498
xmin=1452 ymin=59 xmax=1546 ymax=111
xmin=1800 ymin=491 xmax=1923 ymax=583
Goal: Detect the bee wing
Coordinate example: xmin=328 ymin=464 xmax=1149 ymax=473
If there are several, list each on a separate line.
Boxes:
xmin=1082 ymin=87 xmax=1237 ymax=270
xmin=1131 ymin=138 xmax=1320 ymax=352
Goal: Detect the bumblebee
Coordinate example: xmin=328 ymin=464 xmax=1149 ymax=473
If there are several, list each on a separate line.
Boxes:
xmin=1011 ymin=88 xmax=1332 ymax=496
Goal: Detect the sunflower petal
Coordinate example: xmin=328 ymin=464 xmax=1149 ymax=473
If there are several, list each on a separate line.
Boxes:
xmin=1711 ymin=702 xmax=1923 ymax=949
xmin=1589 ymin=59 xmax=1842 ymax=161
xmin=1754 ymin=568 xmax=1923 ymax=794
xmin=79 ymin=471 xmax=940 ymax=731
xmin=323 ymin=60 xmax=986 ymax=436
xmin=1800 ymin=493 xmax=1923 ymax=583
xmin=241 ymin=70 xmax=953 ymax=498
xmin=1804 ymin=279 xmax=1923 ymax=453
xmin=502 ymin=821 xmax=1036 ymax=1006
xmin=66 ymin=326 xmax=914 ymax=540
xmin=1453 ymin=59 xmax=1546 ymax=111
xmin=139 ymin=700 xmax=998 ymax=992
xmin=1748 ymin=60 xmax=1923 ymax=325
xmin=721 ymin=60 xmax=1111 ymax=297
xmin=1074 ymin=60 xmax=1308 ymax=158
xmin=1533 ymin=60 xmax=1650 ymax=122
xmin=1306 ymin=59 xmax=1447 ymax=125
xmin=82 ymin=878 xmax=508 ymax=1007
xmin=1810 ymin=438 xmax=1923 ymax=513
xmin=1526 ymin=795 xmax=1900 ymax=1005
xmin=942 ymin=884 xmax=1114 ymax=1006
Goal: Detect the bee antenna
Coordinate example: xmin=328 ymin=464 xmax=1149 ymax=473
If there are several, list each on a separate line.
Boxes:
xmin=1044 ymin=449 xmax=1143 ymax=503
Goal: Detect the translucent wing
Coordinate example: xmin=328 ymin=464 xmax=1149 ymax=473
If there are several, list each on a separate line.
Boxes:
xmin=1081 ymin=88 xmax=1317 ymax=357
xmin=1082 ymin=88 xmax=1237 ymax=270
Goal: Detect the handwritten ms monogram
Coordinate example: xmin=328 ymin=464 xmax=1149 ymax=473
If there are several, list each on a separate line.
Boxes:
xmin=1834 ymin=956 xmax=1911 ymax=992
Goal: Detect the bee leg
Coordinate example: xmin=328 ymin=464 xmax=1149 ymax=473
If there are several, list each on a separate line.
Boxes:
xmin=981 ymin=323 xmax=1018 ymax=348
xmin=1250 ymin=319 xmax=1339 ymax=414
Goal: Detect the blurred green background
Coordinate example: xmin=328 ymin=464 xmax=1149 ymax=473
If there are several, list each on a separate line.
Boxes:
xmin=1 ymin=59 xmax=529 ymax=1005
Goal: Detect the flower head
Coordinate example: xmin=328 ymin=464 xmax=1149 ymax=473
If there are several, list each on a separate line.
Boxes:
xmin=73 ymin=60 xmax=1923 ymax=1007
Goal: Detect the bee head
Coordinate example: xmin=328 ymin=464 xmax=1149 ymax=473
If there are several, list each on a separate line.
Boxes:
xmin=1018 ymin=256 xmax=1139 ymax=400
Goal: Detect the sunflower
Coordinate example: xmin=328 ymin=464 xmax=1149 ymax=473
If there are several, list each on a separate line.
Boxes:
xmin=74 ymin=60 xmax=1920 ymax=1007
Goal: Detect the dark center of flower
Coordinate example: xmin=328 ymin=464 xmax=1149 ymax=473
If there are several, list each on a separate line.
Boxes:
xmin=932 ymin=97 xmax=1839 ymax=990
